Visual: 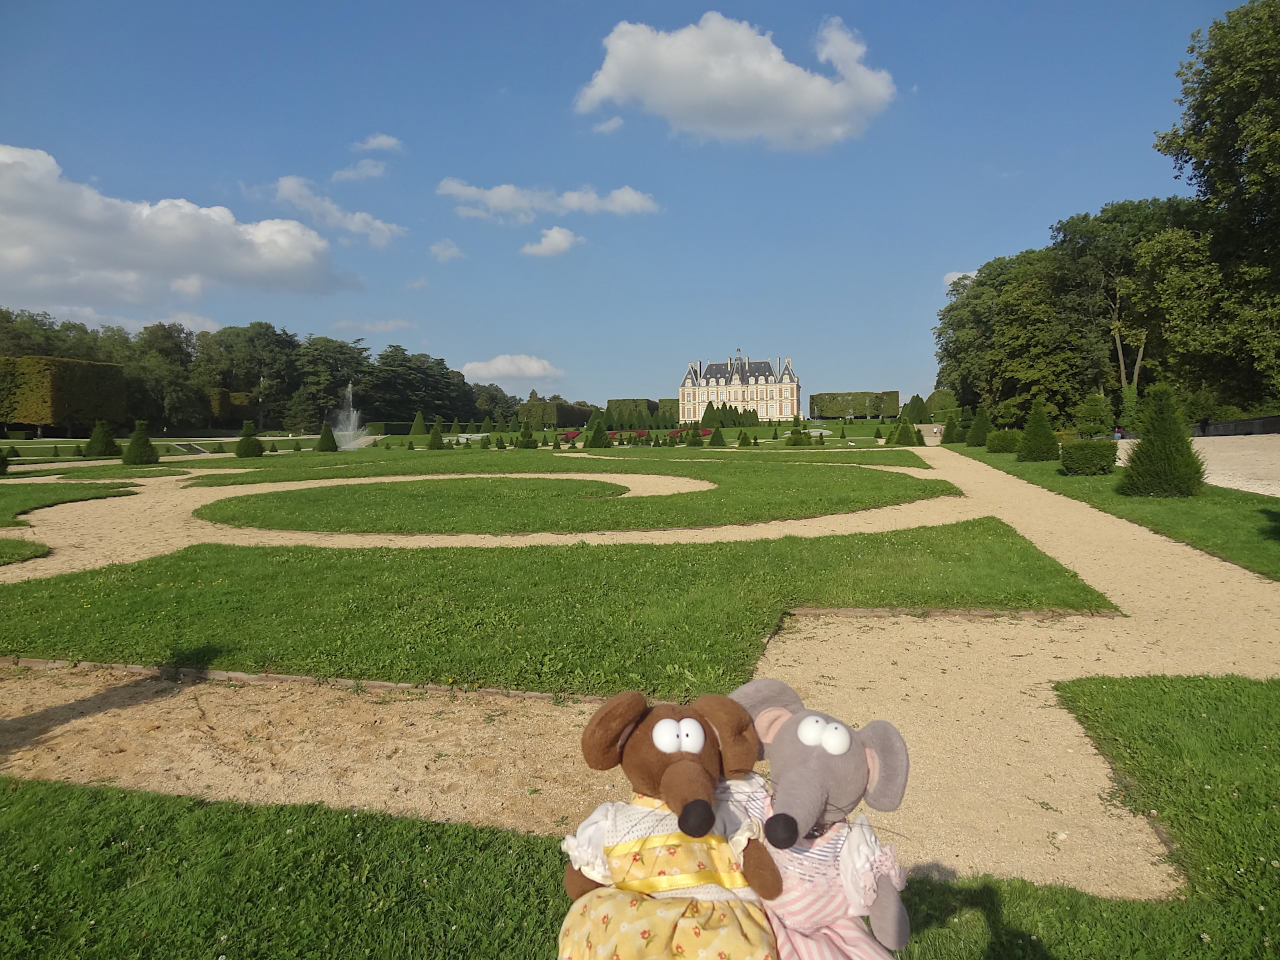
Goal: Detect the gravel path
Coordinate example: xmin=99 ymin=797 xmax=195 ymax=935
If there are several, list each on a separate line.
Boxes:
xmin=2 ymin=440 xmax=1278 ymax=900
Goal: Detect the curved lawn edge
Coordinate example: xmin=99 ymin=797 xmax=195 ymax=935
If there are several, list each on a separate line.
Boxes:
xmin=0 ymin=481 xmax=137 ymax=526
xmin=187 ymin=462 xmax=957 ymax=535
xmin=0 ymin=517 xmax=1113 ymax=700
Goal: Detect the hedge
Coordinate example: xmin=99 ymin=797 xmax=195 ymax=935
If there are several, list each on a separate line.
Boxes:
xmin=517 ymin=401 xmax=592 ymax=428
xmin=364 ymin=421 xmax=415 ymax=435
xmin=1 ymin=355 xmax=125 ymax=429
xmin=1060 ymin=439 xmax=1118 ymax=475
xmin=985 ymin=429 xmax=1022 ymax=453
xmin=809 ymin=391 xmax=900 ymax=419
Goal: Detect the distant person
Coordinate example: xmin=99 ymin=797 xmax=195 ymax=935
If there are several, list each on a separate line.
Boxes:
xmin=1199 ymin=416 xmax=1210 ymax=436
xmin=1114 ymin=427 xmax=1123 ymax=441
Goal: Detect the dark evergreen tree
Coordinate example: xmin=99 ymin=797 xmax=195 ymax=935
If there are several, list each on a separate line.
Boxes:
xmin=268 ymin=441 xmax=278 ymax=453
xmin=1016 ymin=398 xmax=1060 ymax=461
xmin=1117 ymin=384 xmax=1205 ymax=496
xmin=480 ymin=416 xmax=494 ymax=433
xmin=84 ymin=420 xmax=121 ymax=458
xmin=409 ymin=411 xmax=427 ymax=435
xmin=708 ymin=426 xmax=726 ymax=446
xmin=122 ymin=421 xmax=159 ymax=465
xmin=407 ymin=440 xmax=415 ymax=450
xmin=965 ymin=408 xmax=991 ymax=447
xmin=235 ymin=420 xmax=265 ymax=458
xmin=1073 ymin=393 xmax=1113 ymax=440
xmin=317 ymin=422 xmax=339 ymax=452
xmin=686 ymin=429 xmax=704 ymax=447
xmin=495 ymin=435 xmax=506 ymax=449
xmin=428 ymin=420 xmax=446 ymax=449
xmin=874 ymin=426 xmax=884 ymax=440
xmin=940 ymin=414 xmax=961 ymax=444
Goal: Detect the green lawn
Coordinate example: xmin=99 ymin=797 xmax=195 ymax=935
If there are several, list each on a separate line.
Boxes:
xmin=954 ymin=447 xmax=1280 ymax=580
xmin=3 ymin=675 xmax=1273 ymax=958
xmin=0 ymin=540 xmax=46 ymax=566
xmin=0 ymin=482 xmax=136 ymax=526
xmin=194 ymin=457 xmax=945 ymax=534
xmin=0 ymin=518 xmax=1110 ymax=698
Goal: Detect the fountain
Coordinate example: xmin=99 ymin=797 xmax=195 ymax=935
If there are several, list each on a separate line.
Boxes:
xmin=333 ymin=382 xmax=366 ymax=450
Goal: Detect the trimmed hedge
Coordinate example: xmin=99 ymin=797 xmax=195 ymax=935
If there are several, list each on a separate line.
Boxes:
xmin=234 ymin=420 xmax=265 ymax=458
xmin=1060 ymin=439 xmax=1118 ymax=475
xmin=316 ymin=423 xmax=338 ymax=452
xmin=1117 ymin=384 xmax=1205 ymax=497
xmin=985 ymin=429 xmax=1022 ymax=453
xmin=122 ymin=421 xmax=159 ymax=465
xmin=517 ymin=400 xmax=593 ymax=428
xmin=965 ymin=408 xmax=991 ymax=447
xmin=1016 ymin=399 xmax=1059 ymax=462
xmin=809 ymin=390 xmax=899 ymax=419
xmin=364 ymin=421 xmax=414 ymax=436
xmin=1 ymin=355 xmax=125 ymax=429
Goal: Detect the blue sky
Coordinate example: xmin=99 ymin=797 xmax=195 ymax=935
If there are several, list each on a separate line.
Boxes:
xmin=1 ymin=1 xmax=1224 ymax=406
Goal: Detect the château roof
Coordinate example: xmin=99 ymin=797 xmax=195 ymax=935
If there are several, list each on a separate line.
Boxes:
xmin=681 ymin=349 xmax=797 ymax=386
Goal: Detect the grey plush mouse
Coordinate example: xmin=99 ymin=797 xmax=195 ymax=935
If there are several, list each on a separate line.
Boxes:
xmin=730 ymin=678 xmax=911 ymax=955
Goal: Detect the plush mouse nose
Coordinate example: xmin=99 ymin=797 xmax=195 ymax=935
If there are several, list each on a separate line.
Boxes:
xmin=678 ymin=798 xmax=714 ymax=837
xmin=764 ymin=813 xmax=799 ymax=849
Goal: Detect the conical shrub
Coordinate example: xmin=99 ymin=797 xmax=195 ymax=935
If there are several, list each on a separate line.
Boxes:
xmin=122 ymin=421 xmax=159 ymax=465
xmin=1016 ymin=399 xmax=1059 ymax=462
xmin=940 ymin=414 xmax=960 ymax=444
xmin=428 ymin=420 xmax=446 ymax=449
xmin=409 ymin=411 xmax=427 ymax=435
xmin=708 ymin=427 xmax=726 ymax=447
xmin=84 ymin=420 xmax=121 ymax=458
xmin=235 ymin=420 xmax=264 ymax=458
xmin=317 ymin=422 xmax=338 ymax=452
xmin=965 ymin=408 xmax=991 ymax=447
xmin=1116 ymin=384 xmax=1205 ymax=497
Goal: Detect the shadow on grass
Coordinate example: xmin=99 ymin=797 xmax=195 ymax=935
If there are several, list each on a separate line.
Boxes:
xmin=1260 ymin=508 xmax=1280 ymax=542
xmin=0 ymin=643 xmax=223 ymax=759
xmin=905 ymin=864 xmax=1056 ymax=959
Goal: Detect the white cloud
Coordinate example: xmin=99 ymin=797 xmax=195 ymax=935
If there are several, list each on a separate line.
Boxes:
xmin=520 ymin=226 xmax=583 ymax=257
xmin=429 ymin=237 xmax=465 ymax=262
xmin=461 ymin=354 xmax=564 ymax=382
xmin=406 ymin=276 xmax=429 ymax=290
xmin=276 ymin=176 xmax=406 ymax=248
xmin=437 ymin=177 xmax=657 ymax=224
xmin=333 ymin=317 xmax=413 ymax=334
xmin=0 ymin=144 xmax=345 ymax=306
xmin=575 ymin=13 xmax=894 ymax=149
xmin=331 ymin=158 xmax=386 ymax=182
xmin=352 ymin=133 xmax=402 ymax=152
xmin=593 ymin=116 xmax=624 ymax=134
xmin=944 ymin=270 xmax=975 ymax=291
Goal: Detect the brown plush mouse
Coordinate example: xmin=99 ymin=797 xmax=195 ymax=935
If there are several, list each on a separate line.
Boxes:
xmin=557 ymin=691 xmax=782 ymax=960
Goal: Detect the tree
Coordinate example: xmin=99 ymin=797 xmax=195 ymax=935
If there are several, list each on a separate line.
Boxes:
xmin=965 ymin=408 xmax=991 ymax=447
xmin=122 ymin=420 xmax=159 ymax=465
xmin=1155 ymin=0 xmax=1280 ymax=266
xmin=1117 ymin=384 xmax=1206 ymax=496
xmin=1016 ymin=399 xmax=1060 ymax=462
xmin=903 ymin=394 xmax=928 ymax=424
xmin=708 ymin=426 xmax=726 ymax=447
xmin=84 ymin=420 xmax=121 ymax=458
xmin=235 ymin=420 xmax=265 ymax=458
xmin=1073 ymin=393 xmax=1113 ymax=440
xmin=409 ymin=411 xmax=427 ymax=435
xmin=317 ymin=422 xmax=338 ymax=452
xmin=427 ymin=419 xmax=446 ymax=450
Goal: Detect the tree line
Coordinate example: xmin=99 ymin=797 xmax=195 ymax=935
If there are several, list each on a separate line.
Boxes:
xmin=0 ymin=308 xmax=593 ymax=434
xmin=935 ymin=0 xmax=1279 ymax=428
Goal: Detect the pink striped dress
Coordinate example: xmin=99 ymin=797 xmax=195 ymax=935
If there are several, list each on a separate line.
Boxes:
xmin=734 ymin=777 xmax=907 ymax=960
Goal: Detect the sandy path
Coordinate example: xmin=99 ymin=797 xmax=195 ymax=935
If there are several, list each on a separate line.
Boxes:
xmin=2 ymin=443 xmax=1279 ymax=900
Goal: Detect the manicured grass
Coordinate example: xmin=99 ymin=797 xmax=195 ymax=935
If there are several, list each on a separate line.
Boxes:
xmin=0 ymin=540 xmax=46 ymax=566
xmin=0 ymin=778 xmax=567 ymax=959
xmin=589 ymin=446 xmax=929 ymax=466
xmin=4 ymin=676 xmax=1273 ymax=958
xmin=195 ymin=458 xmax=946 ymax=534
xmin=0 ymin=518 xmax=1110 ymax=698
xmin=955 ymin=447 xmax=1280 ymax=580
xmin=0 ymin=482 xmax=136 ymax=527
xmin=8 ymin=466 xmax=189 ymax=480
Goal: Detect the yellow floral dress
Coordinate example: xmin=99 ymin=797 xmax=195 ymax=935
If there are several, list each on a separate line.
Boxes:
xmin=559 ymin=793 xmax=776 ymax=960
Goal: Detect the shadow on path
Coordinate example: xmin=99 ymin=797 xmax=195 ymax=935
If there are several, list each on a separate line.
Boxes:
xmin=0 ymin=643 xmax=223 ymax=760
xmin=904 ymin=863 xmax=1056 ymax=959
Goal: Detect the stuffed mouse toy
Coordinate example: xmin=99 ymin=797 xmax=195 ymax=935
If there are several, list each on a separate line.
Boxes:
xmin=730 ymin=678 xmax=911 ymax=958
xmin=558 ymin=690 xmax=782 ymax=960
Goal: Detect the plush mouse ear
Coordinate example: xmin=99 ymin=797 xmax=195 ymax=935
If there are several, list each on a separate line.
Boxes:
xmin=581 ymin=691 xmax=648 ymax=770
xmin=691 ymin=694 xmax=759 ymax=778
xmin=860 ymin=720 xmax=909 ymax=812
xmin=753 ymin=705 xmax=793 ymax=746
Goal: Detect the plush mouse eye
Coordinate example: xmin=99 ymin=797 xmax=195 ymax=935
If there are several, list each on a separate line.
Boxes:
xmin=821 ymin=722 xmax=852 ymax=756
xmin=651 ymin=718 xmax=681 ymax=754
xmin=678 ymin=718 xmax=706 ymax=753
xmin=797 ymin=715 xmax=826 ymax=746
